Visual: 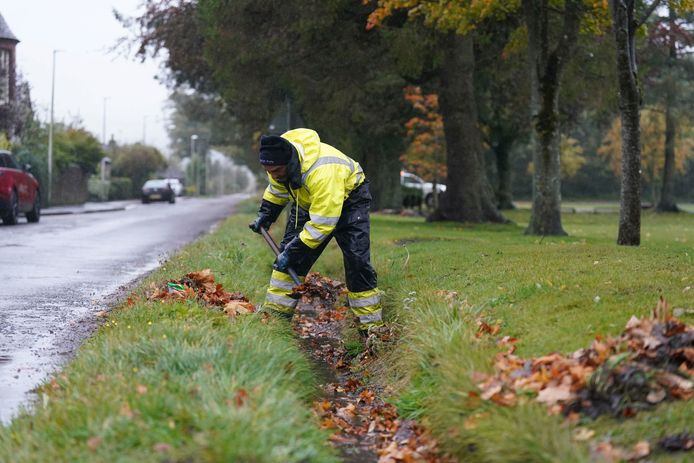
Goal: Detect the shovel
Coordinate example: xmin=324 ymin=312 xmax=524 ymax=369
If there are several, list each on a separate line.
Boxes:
xmin=260 ymin=227 xmax=302 ymax=286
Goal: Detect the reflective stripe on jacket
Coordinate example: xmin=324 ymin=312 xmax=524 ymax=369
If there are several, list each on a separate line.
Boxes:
xmin=262 ymin=128 xmax=365 ymax=249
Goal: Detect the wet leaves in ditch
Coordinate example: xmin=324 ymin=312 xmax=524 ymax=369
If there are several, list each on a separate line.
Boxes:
xmin=294 ymin=272 xmax=451 ymax=462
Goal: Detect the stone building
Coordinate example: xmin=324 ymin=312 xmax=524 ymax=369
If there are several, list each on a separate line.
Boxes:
xmin=0 ymin=11 xmax=19 ymax=138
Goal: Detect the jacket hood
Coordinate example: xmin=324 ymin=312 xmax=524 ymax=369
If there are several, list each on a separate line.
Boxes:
xmin=282 ymin=129 xmax=321 ymax=167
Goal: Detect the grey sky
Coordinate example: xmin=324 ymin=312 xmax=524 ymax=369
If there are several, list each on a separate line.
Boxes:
xmin=1 ymin=0 xmax=171 ymax=154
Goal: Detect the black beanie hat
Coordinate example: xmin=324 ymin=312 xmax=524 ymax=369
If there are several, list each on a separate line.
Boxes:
xmin=259 ymin=135 xmax=294 ymax=166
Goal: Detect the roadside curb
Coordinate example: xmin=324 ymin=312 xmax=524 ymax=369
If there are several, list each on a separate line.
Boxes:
xmin=42 ymin=205 xmax=132 ymax=217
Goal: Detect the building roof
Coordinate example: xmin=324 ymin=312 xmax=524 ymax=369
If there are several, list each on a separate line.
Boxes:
xmin=0 ymin=12 xmax=19 ymax=43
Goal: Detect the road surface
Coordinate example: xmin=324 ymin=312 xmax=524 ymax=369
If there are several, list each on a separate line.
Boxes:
xmin=0 ymin=194 xmax=248 ymax=422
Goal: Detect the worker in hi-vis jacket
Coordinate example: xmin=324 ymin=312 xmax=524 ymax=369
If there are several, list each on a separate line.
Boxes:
xmin=249 ymin=128 xmax=383 ymax=332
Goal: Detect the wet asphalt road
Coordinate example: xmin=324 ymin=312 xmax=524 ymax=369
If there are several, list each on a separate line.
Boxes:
xmin=0 ymin=194 xmax=248 ymax=423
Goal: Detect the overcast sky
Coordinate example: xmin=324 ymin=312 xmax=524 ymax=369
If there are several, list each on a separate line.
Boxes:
xmin=1 ymin=0 xmax=171 ymax=154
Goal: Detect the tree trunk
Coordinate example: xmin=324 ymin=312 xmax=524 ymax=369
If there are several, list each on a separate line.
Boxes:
xmin=495 ymin=136 xmax=515 ymax=210
xmin=522 ymin=0 xmax=581 ymax=236
xmin=657 ymin=8 xmax=679 ymax=213
xmin=429 ymin=33 xmax=505 ymax=223
xmin=611 ymin=0 xmax=641 ymax=245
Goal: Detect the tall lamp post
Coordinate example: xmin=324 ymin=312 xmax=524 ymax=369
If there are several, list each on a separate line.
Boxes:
xmin=47 ymin=49 xmax=63 ymax=206
xmin=190 ymin=134 xmax=198 ymax=194
xmin=102 ymin=97 xmax=110 ymax=145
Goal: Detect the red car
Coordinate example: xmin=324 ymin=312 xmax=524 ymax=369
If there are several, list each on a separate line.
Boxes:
xmin=0 ymin=150 xmax=41 ymax=225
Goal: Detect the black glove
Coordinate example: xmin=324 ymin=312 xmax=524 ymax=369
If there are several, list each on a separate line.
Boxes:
xmin=249 ymin=200 xmax=285 ymax=234
xmin=249 ymin=213 xmax=272 ymax=234
xmin=273 ymin=236 xmax=310 ymax=271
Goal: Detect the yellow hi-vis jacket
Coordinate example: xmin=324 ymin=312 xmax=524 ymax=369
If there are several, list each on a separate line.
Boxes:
xmin=262 ymin=128 xmax=365 ymax=249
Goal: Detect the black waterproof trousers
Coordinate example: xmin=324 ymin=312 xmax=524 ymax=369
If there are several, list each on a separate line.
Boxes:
xmin=279 ymin=181 xmax=377 ymax=292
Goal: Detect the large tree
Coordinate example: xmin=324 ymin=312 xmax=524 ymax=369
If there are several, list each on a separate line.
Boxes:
xmin=124 ymin=0 xmax=409 ymax=209
xmin=111 ymin=143 xmax=167 ymax=194
xmin=522 ymin=0 xmax=589 ymax=235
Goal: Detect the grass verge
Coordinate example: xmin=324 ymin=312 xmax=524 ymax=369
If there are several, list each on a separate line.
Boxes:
xmin=0 ymin=209 xmax=338 ymax=463
xmin=369 ymin=209 xmax=694 ymax=462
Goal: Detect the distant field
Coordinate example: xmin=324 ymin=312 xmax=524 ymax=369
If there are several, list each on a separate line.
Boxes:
xmin=514 ymin=200 xmax=694 ymax=213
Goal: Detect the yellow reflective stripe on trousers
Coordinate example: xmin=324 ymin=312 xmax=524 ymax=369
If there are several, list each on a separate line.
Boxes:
xmin=347 ymin=288 xmax=381 ymax=317
xmin=264 ymin=270 xmax=303 ymax=313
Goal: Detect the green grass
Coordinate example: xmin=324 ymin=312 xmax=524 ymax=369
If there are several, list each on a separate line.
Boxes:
xmin=0 ymin=213 xmax=338 ymax=463
xmin=368 ymin=209 xmax=694 ymax=462
xmin=3 ymin=202 xmax=693 ymax=462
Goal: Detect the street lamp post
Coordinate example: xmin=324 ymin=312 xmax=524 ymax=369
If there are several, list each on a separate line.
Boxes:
xmin=102 ymin=97 xmax=110 ymax=145
xmin=190 ymin=134 xmax=198 ymax=194
xmin=47 ymin=49 xmax=61 ymax=206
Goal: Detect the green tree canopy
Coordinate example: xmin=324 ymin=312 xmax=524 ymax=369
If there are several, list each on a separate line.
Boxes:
xmin=111 ymin=143 xmax=167 ymax=193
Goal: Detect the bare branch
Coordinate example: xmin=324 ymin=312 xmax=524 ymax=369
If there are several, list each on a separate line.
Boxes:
xmin=637 ymin=0 xmax=663 ymax=28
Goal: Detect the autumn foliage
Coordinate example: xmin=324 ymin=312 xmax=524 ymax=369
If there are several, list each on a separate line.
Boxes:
xmin=598 ymin=108 xmax=694 ymax=186
xmin=401 ymin=86 xmax=446 ymax=182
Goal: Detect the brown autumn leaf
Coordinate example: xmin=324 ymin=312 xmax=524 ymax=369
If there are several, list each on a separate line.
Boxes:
xmin=479 ymin=382 xmax=503 ymax=401
xmin=657 ymin=372 xmax=693 ymax=393
xmin=592 ymin=441 xmax=624 ymax=463
xmin=120 ymin=402 xmax=135 ymax=419
xmin=491 ymin=392 xmax=517 ymax=407
xmin=187 ymin=269 xmax=215 ymax=286
xmin=344 ymin=378 xmax=362 ymax=392
xmin=477 ymin=321 xmax=500 ymax=336
xmin=223 ymin=300 xmax=255 ymax=318
xmin=336 ymin=403 xmax=357 ymax=420
xmin=315 ymin=400 xmax=332 ymax=414
xmin=572 ymin=427 xmax=595 ymax=442
xmin=234 ymin=388 xmax=249 ymax=407
xmin=359 ymin=389 xmax=376 ymax=404
xmin=153 ymin=442 xmax=172 ymax=453
xmin=377 ymin=441 xmax=420 ymax=463
xmin=87 ymin=436 xmax=102 ymax=451
xmin=646 ymin=388 xmax=666 ymax=404
xmin=626 ymin=441 xmax=650 ymax=460
xmin=536 ymin=385 xmax=575 ymax=405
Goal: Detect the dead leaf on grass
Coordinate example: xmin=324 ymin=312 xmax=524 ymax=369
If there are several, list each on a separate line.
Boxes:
xmin=536 ymin=385 xmax=575 ymax=405
xmin=234 ymin=389 xmax=249 ymax=407
xmin=223 ymin=300 xmax=255 ymax=318
xmin=572 ymin=427 xmax=595 ymax=442
xmin=87 ymin=436 xmax=102 ymax=451
xmin=153 ymin=442 xmax=172 ymax=453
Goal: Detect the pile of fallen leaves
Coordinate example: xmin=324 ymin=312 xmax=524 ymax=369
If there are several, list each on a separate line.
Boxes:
xmin=289 ymin=272 xmax=347 ymax=306
xmin=147 ymin=269 xmax=255 ymax=318
xmin=476 ymin=298 xmax=694 ymax=419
